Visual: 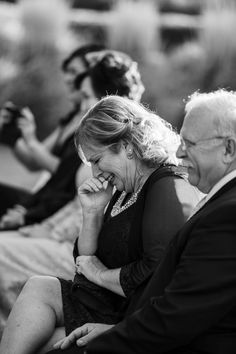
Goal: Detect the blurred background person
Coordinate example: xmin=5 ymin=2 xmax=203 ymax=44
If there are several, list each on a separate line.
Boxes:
xmin=0 ymin=44 xmax=104 ymax=230
xmin=0 ymin=49 xmax=145 ymax=339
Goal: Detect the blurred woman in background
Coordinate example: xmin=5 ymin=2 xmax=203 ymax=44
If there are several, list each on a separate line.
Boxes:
xmin=0 ymin=44 xmax=104 ymax=230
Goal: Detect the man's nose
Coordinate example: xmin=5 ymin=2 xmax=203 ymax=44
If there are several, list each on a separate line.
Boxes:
xmin=176 ymin=144 xmax=186 ymax=159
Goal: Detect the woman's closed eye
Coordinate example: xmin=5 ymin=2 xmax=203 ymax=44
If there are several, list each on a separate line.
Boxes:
xmin=93 ymin=158 xmax=100 ymax=165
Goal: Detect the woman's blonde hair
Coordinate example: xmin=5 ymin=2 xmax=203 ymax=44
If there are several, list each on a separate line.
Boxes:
xmin=75 ymin=95 xmax=180 ymax=167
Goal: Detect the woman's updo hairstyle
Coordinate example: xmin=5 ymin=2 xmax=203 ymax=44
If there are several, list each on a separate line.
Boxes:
xmin=75 ymin=51 xmax=144 ymax=102
xmin=75 ymin=95 xmax=180 ymax=167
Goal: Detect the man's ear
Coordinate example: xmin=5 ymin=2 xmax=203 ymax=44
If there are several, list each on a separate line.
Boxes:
xmin=223 ymin=137 xmax=236 ymax=163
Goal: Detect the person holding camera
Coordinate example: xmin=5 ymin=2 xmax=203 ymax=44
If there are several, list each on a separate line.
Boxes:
xmin=0 ymin=44 xmax=104 ymax=230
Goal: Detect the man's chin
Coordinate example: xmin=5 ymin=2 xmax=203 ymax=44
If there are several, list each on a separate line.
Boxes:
xmin=187 ymin=172 xmax=198 ymax=187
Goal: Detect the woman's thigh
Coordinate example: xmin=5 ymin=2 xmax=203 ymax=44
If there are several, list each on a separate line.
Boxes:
xmin=0 ymin=234 xmax=74 ymax=335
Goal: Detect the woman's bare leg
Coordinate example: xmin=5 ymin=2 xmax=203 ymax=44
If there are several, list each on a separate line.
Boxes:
xmin=37 ymin=327 xmax=66 ymax=354
xmin=0 ymin=275 xmax=64 ymax=354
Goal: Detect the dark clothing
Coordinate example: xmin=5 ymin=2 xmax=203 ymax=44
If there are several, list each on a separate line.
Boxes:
xmin=0 ymin=183 xmax=30 ymax=217
xmin=47 ymin=346 xmax=85 ymax=354
xmin=22 ymin=133 xmax=81 ymax=224
xmin=59 ymin=165 xmax=200 ymax=335
xmin=84 ymin=177 xmax=236 ymax=354
xmin=0 ymin=110 xmax=82 ymax=226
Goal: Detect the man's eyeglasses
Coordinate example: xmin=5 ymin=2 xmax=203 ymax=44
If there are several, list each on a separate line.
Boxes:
xmin=179 ymin=136 xmax=228 ymax=151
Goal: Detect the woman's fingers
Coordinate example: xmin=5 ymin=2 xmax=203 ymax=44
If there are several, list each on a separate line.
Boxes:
xmin=21 ymin=107 xmax=35 ymax=122
xmin=87 ymin=179 xmax=103 ymax=192
xmin=79 ymin=177 xmax=107 ymax=194
xmin=75 ymin=265 xmax=82 ymax=274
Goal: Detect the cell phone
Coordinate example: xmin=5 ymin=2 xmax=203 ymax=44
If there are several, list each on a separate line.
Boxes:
xmin=0 ymin=102 xmax=22 ymax=146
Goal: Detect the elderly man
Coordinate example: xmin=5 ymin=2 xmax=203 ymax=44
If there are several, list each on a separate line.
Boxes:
xmin=49 ymin=89 xmax=236 ymax=354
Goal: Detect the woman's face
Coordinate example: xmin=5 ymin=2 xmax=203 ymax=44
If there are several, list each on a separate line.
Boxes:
xmin=63 ymin=57 xmax=87 ymax=104
xmin=81 ymin=143 xmax=138 ymax=192
xmin=80 ymin=77 xmax=99 ymax=112
xmin=64 ymin=57 xmax=86 ymax=90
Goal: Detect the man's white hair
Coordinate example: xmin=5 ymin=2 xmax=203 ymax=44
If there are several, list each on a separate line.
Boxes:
xmin=185 ymin=89 xmax=236 ymax=137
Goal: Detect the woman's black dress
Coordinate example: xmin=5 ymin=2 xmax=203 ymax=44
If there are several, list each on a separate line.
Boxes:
xmin=0 ymin=109 xmax=82 ymax=224
xmin=59 ymin=165 xmax=200 ymax=335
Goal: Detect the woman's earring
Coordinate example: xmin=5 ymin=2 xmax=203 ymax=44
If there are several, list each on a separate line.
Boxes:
xmin=127 ymin=150 xmax=133 ymax=159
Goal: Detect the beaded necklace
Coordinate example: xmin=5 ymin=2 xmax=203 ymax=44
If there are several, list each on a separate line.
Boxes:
xmin=110 ymin=186 xmax=142 ymax=218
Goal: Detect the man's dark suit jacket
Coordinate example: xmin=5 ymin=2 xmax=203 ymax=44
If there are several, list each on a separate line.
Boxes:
xmin=85 ymin=177 xmax=236 ymax=354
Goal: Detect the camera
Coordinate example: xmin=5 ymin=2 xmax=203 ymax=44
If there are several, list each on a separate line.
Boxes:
xmin=0 ymin=102 xmax=22 ymax=146
xmin=4 ymin=102 xmax=22 ymax=122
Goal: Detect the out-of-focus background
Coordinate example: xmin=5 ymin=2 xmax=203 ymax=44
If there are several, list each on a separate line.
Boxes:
xmin=1 ymin=0 xmax=236 ymax=187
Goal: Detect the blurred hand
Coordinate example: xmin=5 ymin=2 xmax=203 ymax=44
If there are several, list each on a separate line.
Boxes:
xmin=0 ymin=208 xmax=25 ymax=229
xmin=53 ymin=323 xmax=114 ymax=350
xmin=75 ymin=255 xmax=107 ymax=285
xmin=17 ymin=107 xmax=37 ymax=143
xmin=19 ymin=223 xmax=51 ymax=238
xmin=78 ymin=176 xmax=113 ymax=215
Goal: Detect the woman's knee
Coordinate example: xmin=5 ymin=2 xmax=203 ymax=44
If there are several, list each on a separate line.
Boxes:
xmin=21 ymin=276 xmax=61 ymax=303
xmin=20 ymin=275 xmax=63 ymax=321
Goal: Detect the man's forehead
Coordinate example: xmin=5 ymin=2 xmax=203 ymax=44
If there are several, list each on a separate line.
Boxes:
xmin=181 ymin=106 xmax=216 ymax=138
xmin=180 ymin=111 xmax=198 ymax=138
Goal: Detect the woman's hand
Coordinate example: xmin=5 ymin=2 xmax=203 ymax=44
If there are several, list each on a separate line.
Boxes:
xmin=78 ymin=176 xmax=113 ymax=215
xmin=17 ymin=107 xmax=37 ymax=144
xmin=0 ymin=206 xmax=26 ymax=229
xmin=75 ymin=255 xmax=107 ymax=285
xmin=53 ymin=323 xmax=114 ymax=349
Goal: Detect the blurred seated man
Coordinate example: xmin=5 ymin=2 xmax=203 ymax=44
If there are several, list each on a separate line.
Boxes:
xmin=48 ymin=89 xmax=236 ymax=354
xmin=0 ymin=44 xmax=104 ymax=230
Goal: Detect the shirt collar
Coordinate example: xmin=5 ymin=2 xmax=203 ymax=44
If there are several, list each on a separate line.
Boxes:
xmin=188 ymin=169 xmax=236 ymax=220
xmin=204 ymin=169 xmax=236 ymax=205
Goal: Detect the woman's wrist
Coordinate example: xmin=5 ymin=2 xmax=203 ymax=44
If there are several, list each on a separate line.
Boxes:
xmin=97 ymin=268 xmax=108 ymax=287
xmin=82 ymin=206 xmax=105 ymax=216
xmin=82 ymin=210 xmax=104 ymax=225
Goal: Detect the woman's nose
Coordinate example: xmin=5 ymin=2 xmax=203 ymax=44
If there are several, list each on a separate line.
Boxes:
xmin=92 ymin=164 xmax=101 ymax=178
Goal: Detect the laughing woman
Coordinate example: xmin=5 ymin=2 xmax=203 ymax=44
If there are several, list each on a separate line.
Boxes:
xmin=0 ymin=97 xmax=200 ymax=354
